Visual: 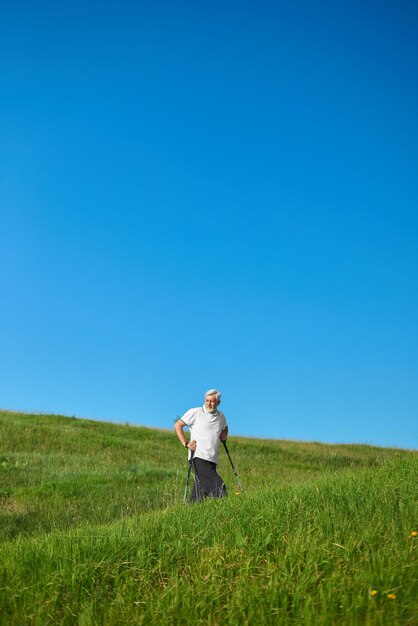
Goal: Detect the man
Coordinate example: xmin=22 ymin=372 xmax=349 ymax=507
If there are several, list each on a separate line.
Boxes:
xmin=175 ymin=389 xmax=228 ymax=501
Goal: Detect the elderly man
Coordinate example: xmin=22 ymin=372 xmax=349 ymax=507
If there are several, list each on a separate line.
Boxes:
xmin=175 ymin=389 xmax=228 ymax=501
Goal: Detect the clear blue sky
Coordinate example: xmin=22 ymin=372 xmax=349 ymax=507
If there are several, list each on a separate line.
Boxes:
xmin=1 ymin=0 xmax=417 ymax=450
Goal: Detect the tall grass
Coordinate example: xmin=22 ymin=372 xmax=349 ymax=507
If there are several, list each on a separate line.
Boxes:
xmin=0 ymin=410 xmax=416 ymax=624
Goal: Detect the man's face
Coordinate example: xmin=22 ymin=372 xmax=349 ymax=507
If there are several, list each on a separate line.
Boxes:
xmin=205 ymin=394 xmax=219 ymax=413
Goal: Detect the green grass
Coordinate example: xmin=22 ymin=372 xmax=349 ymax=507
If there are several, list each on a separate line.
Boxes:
xmin=0 ymin=410 xmax=417 ymax=625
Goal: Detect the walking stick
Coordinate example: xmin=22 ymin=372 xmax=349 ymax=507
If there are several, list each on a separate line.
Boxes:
xmin=191 ymin=455 xmax=204 ymax=501
xmin=222 ymin=441 xmax=243 ymax=492
xmin=183 ymin=454 xmax=193 ymax=504
xmin=183 ymin=450 xmax=204 ymax=503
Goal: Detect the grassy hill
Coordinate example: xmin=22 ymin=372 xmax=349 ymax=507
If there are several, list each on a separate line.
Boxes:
xmin=0 ymin=410 xmax=416 ymax=625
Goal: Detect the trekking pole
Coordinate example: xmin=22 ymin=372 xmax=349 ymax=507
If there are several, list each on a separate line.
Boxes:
xmin=222 ymin=441 xmax=243 ymax=492
xmin=183 ymin=453 xmax=193 ymax=504
xmin=191 ymin=455 xmax=204 ymax=501
xmin=183 ymin=450 xmax=204 ymax=503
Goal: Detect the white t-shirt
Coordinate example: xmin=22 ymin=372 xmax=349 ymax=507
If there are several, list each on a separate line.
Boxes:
xmin=181 ymin=405 xmax=227 ymax=464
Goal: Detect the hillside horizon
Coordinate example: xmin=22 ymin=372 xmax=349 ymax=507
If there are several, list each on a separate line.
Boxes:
xmin=1 ymin=407 xmax=415 ymax=453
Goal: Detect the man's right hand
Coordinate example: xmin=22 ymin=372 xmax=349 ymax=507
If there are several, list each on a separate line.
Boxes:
xmin=188 ymin=439 xmax=197 ymax=451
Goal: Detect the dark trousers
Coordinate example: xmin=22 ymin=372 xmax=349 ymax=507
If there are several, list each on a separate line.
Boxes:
xmin=190 ymin=457 xmax=227 ymax=502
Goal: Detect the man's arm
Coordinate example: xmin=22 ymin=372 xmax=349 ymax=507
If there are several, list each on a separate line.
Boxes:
xmin=174 ymin=419 xmax=197 ymax=451
xmin=220 ymin=425 xmax=228 ymax=442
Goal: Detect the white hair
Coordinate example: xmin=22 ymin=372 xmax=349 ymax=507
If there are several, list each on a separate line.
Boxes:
xmin=205 ymin=388 xmax=221 ymax=402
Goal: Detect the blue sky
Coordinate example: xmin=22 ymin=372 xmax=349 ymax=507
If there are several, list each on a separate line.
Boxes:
xmin=1 ymin=0 xmax=417 ymax=449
